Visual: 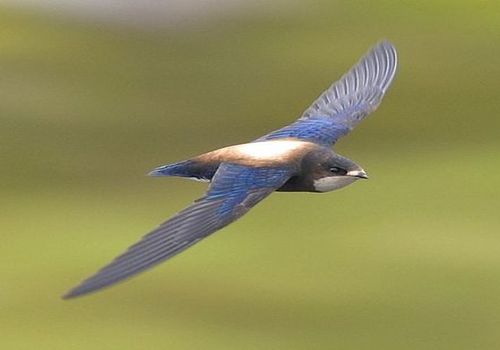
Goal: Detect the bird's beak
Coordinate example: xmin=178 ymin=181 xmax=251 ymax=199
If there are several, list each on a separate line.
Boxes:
xmin=347 ymin=170 xmax=369 ymax=179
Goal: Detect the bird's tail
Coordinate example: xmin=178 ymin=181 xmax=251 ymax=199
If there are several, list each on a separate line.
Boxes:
xmin=148 ymin=159 xmax=216 ymax=182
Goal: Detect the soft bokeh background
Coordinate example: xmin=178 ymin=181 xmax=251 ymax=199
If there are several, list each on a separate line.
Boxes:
xmin=2 ymin=1 xmax=500 ymax=349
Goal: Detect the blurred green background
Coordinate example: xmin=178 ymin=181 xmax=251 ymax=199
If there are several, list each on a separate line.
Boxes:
xmin=2 ymin=1 xmax=500 ymax=349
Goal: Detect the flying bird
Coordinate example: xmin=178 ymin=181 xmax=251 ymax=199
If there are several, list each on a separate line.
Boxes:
xmin=64 ymin=41 xmax=398 ymax=299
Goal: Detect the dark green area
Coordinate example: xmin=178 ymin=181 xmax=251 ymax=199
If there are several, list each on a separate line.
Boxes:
xmin=2 ymin=2 xmax=500 ymax=349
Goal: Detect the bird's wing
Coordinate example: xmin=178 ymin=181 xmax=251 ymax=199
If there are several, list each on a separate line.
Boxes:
xmin=257 ymin=40 xmax=397 ymax=146
xmin=63 ymin=164 xmax=292 ymax=299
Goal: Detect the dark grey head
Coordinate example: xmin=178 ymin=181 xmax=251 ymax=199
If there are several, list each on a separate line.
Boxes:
xmin=309 ymin=152 xmax=368 ymax=192
xmin=276 ymin=148 xmax=368 ymax=193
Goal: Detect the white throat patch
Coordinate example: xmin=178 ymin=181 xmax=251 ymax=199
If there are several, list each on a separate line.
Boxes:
xmin=313 ymin=176 xmax=358 ymax=192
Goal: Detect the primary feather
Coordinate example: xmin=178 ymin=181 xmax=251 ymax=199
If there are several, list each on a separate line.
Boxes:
xmin=258 ymin=40 xmax=398 ymax=145
xmin=64 ymin=164 xmax=292 ymax=298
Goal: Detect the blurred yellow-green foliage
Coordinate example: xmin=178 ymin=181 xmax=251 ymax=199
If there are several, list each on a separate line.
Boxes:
xmin=2 ymin=1 xmax=500 ymax=349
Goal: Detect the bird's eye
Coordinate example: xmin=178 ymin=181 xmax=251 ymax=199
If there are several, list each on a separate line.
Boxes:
xmin=329 ymin=167 xmax=347 ymax=175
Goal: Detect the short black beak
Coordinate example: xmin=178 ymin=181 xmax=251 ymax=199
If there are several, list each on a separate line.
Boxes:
xmin=347 ymin=170 xmax=369 ymax=179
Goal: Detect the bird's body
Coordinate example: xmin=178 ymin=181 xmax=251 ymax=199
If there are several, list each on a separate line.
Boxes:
xmin=151 ymin=139 xmax=366 ymax=192
xmin=64 ymin=41 xmax=398 ymax=299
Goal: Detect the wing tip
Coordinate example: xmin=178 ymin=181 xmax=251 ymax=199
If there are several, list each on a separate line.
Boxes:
xmin=373 ymin=39 xmax=398 ymax=90
xmin=62 ymin=279 xmax=104 ymax=299
xmin=375 ymin=39 xmax=397 ymax=58
xmin=377 ymin=39 xmax=396 ymax=51
xmin=61 ymin=286 xmax=86 ymax=300
xmin=62 ymin=272 xmax=119 ymax=300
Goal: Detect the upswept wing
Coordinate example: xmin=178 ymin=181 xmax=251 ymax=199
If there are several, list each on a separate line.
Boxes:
xmin=64 ymin=164 xmax=292 ymax=298
xmin=257 ymin=41 xmax=397 ymax=146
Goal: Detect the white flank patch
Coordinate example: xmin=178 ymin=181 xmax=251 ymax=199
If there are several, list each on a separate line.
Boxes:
xmin=313 ymin=176 xmax=358 ymax=192
xmin=234 ymin=140 xmax=307 ymax=160
xmin=187 ymin=177 xmax=211 ymax=183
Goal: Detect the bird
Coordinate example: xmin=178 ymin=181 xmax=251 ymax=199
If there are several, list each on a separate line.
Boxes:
xmin=64 ymin=40 xmax=398 ymax=299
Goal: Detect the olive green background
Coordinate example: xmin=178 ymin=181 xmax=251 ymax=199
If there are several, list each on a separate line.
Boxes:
xmin=2 ymin=1 xmax=500 ymax=349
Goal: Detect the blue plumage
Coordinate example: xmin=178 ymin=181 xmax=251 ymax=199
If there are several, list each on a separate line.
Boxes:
xmin=258 ymin=40 xmax=396 ymax=146
xmin=64 ymin=163 xmax=292 ymax=298
xmin=256 ymin=116 xmax=349 ymax=146
xmin=209 ymin=164 xmax=291 ymax=216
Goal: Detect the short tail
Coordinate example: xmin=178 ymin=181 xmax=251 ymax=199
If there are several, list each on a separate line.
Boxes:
xmin=148 ymin=159 xmax=217 ymax=181
xmin=149 ymin=160 xmax=192 ymax=177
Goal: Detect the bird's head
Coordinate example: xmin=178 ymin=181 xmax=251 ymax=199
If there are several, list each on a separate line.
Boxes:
xmin=311 ymin=153 xmax=368 ymax=192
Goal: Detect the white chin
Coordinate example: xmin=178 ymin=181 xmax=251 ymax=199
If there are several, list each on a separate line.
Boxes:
xmin=313 ymin=176 xmax=358 ymax=192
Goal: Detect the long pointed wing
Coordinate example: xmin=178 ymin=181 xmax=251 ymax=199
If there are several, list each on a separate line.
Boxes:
xmin=64 ymin=164 xmax=292 ymax=298
xmin=257 ymin=40 xmax=398 ymax=146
